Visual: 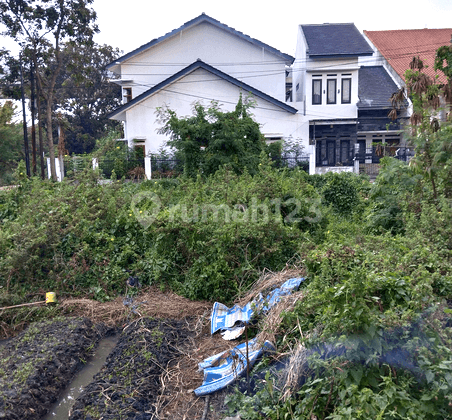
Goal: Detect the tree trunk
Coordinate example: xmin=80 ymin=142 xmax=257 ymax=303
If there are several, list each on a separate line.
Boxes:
xmin=46 ymin=101 xmax=56 ymax=180
xmin=30 ymin=62 xmax=37 ymax=175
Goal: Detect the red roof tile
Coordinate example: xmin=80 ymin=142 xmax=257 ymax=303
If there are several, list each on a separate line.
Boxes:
xmin=364 ymin=28 xmax=452 ymax=84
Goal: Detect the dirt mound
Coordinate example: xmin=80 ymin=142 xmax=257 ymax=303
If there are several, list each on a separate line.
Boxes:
xmin=69 ymin=318 xmax=191 ymax=420
xmin=0 ymin=268 xmax=305 ymax=419
xmin=0 ymin=317 xmax=108 ymax=420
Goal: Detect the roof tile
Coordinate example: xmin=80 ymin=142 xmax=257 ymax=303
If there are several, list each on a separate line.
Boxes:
xmin=364 ymin=28 xmax=452 ymax=84
xmin=301 ymin=23 xmax=374 ymax=57
xmin=358 ymin=66 xmax=400 ymax=108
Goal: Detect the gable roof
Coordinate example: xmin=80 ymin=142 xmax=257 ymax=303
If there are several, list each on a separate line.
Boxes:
xmin=301 ymin=23 xmax=374 ymax=58
xmin=107 ymin=13 xmax=294 ymax=72
xmin=358 ymin=66 xmax=401 ymax=109
xmin=364 ymin=28 xmax=452 ymax=84
xmin=108 ymin=60 xmax=298 ymax=120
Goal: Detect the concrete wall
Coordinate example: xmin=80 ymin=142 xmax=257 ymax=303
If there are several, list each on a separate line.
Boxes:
xmin=123 ymin=67 xmax=308 ymax=154
xmin=118 ymin=21 xmax=288 ymax=103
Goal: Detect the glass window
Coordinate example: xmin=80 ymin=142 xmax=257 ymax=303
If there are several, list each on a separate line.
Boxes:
xmin=123 ymin=87 xmax=132 ymax=103
xmin=327 ymin=79 xmax=336 ymax=104
xmin=341 ymin=78 xmax=351 ymax=104
xmin=312 ymin=79 xmax=322 ymax=105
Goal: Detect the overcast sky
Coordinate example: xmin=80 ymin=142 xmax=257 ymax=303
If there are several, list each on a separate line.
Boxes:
xmin=1 ymin=0 xmax=451 ymax=58
xmin=91 ymin=0 xmax=452 ymax=57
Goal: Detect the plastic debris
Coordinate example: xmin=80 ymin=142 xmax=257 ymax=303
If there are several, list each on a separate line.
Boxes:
xmin=210 ymin=278 xmax=304 ymax=339
xmin=194 ymin=338 xmax=275 ymax=396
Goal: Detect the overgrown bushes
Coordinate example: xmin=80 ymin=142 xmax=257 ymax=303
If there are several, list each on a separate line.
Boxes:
xmin=0 ymin=158 xmax=326 ymax=302
xmin=2 ymin=148 xmax=452 ymax=419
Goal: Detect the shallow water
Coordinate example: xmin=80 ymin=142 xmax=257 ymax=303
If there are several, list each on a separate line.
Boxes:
xmin=42 ymin=335 xmax=119 ymax=420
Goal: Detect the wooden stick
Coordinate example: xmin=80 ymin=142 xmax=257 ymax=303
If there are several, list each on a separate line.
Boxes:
xmin=0 ymin=301 xmax=46 ymax=310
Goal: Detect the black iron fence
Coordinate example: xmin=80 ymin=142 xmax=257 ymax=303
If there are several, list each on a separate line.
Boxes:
xmin=271 ymin=155 xmax=310 ymax=172
xmin=354 ymin=146 xmax=413 ymax=177
xmin=150 ymin=157 xmax=183 ymax=178
xmin=61 ymin=156 xmax=146 ymax=180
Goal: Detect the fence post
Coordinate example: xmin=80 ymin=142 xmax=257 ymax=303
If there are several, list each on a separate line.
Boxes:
xmin=58 ymin=156 xmax=64 ymax=181
xmin=354 ymin=143 xmax=360 ymax=174
xmin=47 ymin=158 xmax=51 ymax=179
xmin=144 ymin=157 xmax=152 ymax=180
xmin=92 ymin=158 xmax=98 ymax=170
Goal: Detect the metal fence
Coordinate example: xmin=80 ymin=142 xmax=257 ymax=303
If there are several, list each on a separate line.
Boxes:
xmin=271 ymin=155 xmax=310 ymax=172
xmin=354 ymin=146 xmax=413 ymax=177
xmin=150 ymin=157 xmax=183 ymax=178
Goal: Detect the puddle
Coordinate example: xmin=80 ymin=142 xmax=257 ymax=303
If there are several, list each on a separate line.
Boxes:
xmin=42 ymin=335 xmax=118 ymax=420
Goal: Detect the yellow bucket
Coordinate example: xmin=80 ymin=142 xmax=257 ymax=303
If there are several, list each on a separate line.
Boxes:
xmin=46 ymin=292 xmax=57 ymax=304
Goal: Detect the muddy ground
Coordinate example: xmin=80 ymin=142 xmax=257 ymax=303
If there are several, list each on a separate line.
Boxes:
xmin=0 ymin=287 xmax=239 ymax=420
xmin=0 ymin=270 xmax=304 ymax=419
xmin=0 ymin=317 xmax=110 ymax=419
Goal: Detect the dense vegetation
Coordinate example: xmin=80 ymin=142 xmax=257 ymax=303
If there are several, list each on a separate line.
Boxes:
xmin=1 ymin=120 xmax=452 ymax=417
xmin=1 ymin=44 xmax=452 ymax=418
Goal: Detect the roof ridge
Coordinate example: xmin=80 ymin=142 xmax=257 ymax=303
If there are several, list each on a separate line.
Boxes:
xmin=107 ymin=13 xmax=294 ymax=70
xmin=108 ymin=60 xmax=298 ymax=119
xmin=364 ymin=28 xmax=452 ymax=33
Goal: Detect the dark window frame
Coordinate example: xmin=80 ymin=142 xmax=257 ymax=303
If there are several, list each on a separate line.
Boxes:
xmin=312 ymin=79 xmax=322 ymax=105
xmin=327 ymin=79 xmax=337 ymax=104
xmin=341 ymin=78 xmax=352 ymax=104
xmin=123 ymin=87 xmax=132 ymax=103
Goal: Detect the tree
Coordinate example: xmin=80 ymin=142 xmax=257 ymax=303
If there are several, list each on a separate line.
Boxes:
xmin=156 ymin=95 xmax=266 ymax=177
xmin=0 ymin=0 xmax=98 ymax=180
xmin=390 ymin=46 xmax=452 ymax=201
xmin=53 ymin=42 xmax=122 ymax=154
xmin=0 ymin=100 xmax=23 ymax=183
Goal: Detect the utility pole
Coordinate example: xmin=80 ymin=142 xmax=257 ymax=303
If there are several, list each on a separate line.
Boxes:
xmin=20 ymin=56 xmax=31 ymax=177
xmin=30 ymin=61 xmax=37 ymax=175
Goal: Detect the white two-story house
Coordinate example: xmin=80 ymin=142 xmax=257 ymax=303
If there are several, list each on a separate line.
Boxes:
xmin=292 ymin=23 xmax=407 ymax=174
xmin=107 ymin=13 xmax=310 ymax=168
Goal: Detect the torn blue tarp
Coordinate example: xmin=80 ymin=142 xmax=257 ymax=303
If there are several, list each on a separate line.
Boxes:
xmin=194 ymin=338 xmax=276 ymax=396
xmin=210 ymin=277 xmax=304 ymax=339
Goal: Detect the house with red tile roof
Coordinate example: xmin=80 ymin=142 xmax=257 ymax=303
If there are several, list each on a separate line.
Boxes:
xmin=363 ymin=28 xmax=452 ymax=86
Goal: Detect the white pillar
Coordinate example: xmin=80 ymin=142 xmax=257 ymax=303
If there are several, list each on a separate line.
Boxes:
xmin=144 ymin=157 xmax=152 ymax=180
xmin=47 ymin=157 xmax=63 ymax=181
xmin=354 ymin=143 xmax=360 ymax=174
xmin=92 ymin=158 xmax=98 ymax=170
xmin=308 ymin=144 xmax=316 ymax=175
xmin=55 ymin=158 xmax=63 ymax=182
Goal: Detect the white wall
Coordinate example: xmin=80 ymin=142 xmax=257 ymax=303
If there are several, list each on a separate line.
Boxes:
xmin=117 ymin=21 xmax=288 ymax=103
xmin=305 ymin=68 xmax=359 ymax=120
xmin=123 ymin=67 xmax=309 ymax=154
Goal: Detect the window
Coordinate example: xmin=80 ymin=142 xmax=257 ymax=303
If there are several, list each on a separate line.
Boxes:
xmin=312 ymin=79 xmax=322 ymax=105
xmin=123 ymin=87 xmax=132 ymax=103
xmin=286 ymin=82 xmax=293 ymax=102
xmin=340 ymin=140 xmax=350 ymax=164
xmin=341 ymin=78 xmax=351 ymax=104
xmin=327 ymin=79 xmax=336 ymax=104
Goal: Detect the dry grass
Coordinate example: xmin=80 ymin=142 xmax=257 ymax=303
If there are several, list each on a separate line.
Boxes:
xmin=236 ymin=267 xmax=305 ymax=307
xmin=59 ymin=285 xmax=213 ymax=326
xmin=280 ymin=341 xmax=310 ymax=401
xmin=155 ymin=267 xmax=306 ymax=419
xmin=1 ymin=267 xmax=307 ymax=418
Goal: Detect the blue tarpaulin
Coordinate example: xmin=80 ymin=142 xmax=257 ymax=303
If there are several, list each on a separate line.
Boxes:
xmin=210 ymin=277 xmax=304 ymax=338
xmin=194 ymin=338 xmax=276 ymax=396
xmin=194 ymin=278 xmax=305 ymax=395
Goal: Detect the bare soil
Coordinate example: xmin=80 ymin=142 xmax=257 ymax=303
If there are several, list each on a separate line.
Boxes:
xmin=0 ymin=269 xmax=305 ymax=419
